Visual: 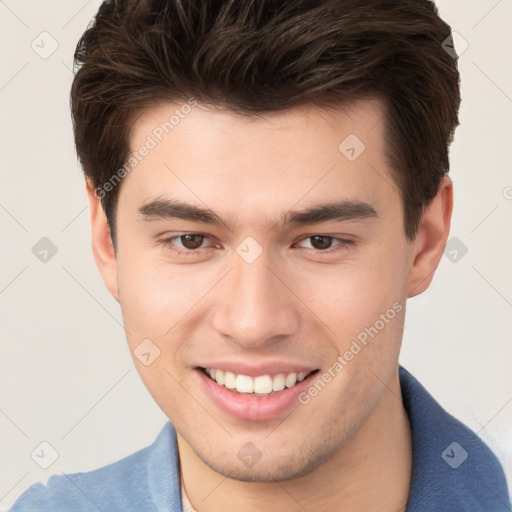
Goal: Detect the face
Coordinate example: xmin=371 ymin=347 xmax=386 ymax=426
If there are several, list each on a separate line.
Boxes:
xmin=90 ymin=98 xmax=440 ymax=481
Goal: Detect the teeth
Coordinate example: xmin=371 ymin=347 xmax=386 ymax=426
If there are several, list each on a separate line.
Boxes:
xmin=285 ymin=373 xmax=297 ymax=388
xmin=224 ymin=371 xmax=236 ymax=389
xmin=272 ymin=373 xmax=286 ymax=392
xmin=206 ymin=368 xmax=310 ymax=395
xmin=235 ymin=374 xmax=254 ymax=393
xmin=215 ymin=369 xmax=225 ymax=385
xmin=254 ymin=375 xmax=273 ymax=394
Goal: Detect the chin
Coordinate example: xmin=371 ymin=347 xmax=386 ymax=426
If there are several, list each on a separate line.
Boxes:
xmin=198 ymin=440 xmax=337 ymax=483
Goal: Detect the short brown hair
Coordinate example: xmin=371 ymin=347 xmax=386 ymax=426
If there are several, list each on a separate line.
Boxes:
xmin=71 ymin=0 xmax=460 ymax=247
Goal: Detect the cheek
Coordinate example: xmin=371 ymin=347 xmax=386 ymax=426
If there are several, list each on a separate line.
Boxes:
xmin=117 ymin=266 xmax=166 ymax=339
xmin=116 ymin=258 xmax=200 ymax=416
xmin=290 ymin=255 xmax=407 ymax=337
xmin=117 ymin=255 xmax=221 ymax=350
xmin=116 ymin=259 xmax=178 ymax=358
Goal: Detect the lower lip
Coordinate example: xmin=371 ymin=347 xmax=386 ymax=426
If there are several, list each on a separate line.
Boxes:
xmin=195 ymin=368 xmax=317 ymax=422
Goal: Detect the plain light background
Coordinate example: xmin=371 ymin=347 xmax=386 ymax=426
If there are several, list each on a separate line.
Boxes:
xmin=0 ymin=0 xmax=511 ymax=509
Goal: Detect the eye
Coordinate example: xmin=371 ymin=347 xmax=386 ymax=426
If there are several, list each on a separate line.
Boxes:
xmin=175 ymin=234 xmax=208 ymax=250
xmin=160 ymin=233 xmax=214 ymax=253
xmin=295 ymin=235 xmax=351 ymax=253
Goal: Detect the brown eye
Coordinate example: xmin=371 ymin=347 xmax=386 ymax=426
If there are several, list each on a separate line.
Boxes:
xmin=179 ymin=234 xmax=205 ymax=249
xmin=309 ymin=235 xmax=333 ymax=250
xmin=295 ymin=235 xmax=352 ymax=255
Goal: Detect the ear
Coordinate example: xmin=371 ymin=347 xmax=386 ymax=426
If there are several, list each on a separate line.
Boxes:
xmin=85 ymin=178 xmax=120 ymax=302
xmin=406 ymin=176 xmax=453 ymax=298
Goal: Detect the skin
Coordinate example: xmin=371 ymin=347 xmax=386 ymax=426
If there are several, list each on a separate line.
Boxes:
xmin=86 ymin=98 xmax=452 ymax=511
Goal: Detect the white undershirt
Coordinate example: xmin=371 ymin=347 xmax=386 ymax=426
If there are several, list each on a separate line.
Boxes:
xmin=181 ymin=480 xmax=195 ymax=512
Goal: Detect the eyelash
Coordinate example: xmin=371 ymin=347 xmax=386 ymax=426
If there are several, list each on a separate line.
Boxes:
xmin=158 ymin=233 xmax=353 ymax=257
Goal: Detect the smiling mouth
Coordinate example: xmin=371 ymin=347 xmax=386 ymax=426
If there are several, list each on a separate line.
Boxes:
xmin=199 ymin=367 xmax=319 ymax=396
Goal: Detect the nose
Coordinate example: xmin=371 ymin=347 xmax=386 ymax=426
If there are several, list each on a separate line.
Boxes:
xmin=210 ymin=252 xmax=300 ymax=348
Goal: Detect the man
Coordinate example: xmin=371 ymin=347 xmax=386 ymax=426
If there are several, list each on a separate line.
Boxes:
xmin=9 ymin=0 xmax=510 ymax=510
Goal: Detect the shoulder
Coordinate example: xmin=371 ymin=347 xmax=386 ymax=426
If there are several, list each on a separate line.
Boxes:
xmin=7 ymin=422 xmax=181 ymax=512
xmin=399 ymin=366 xmax=510 ymax=511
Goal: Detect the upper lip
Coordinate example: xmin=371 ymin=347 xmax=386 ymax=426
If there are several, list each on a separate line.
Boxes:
xmin=197 ymin=360 xmax=318 ymax=378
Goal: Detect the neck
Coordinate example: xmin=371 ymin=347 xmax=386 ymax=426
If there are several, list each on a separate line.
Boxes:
xmin=178 ymin=370 xmax=412 ymax=512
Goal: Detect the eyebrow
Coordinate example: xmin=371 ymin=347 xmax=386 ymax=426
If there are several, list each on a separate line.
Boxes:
xmin=138 ymin=197 xmax=378 ymax=230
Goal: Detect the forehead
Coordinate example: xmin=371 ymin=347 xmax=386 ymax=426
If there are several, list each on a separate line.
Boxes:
xmin=130 ymin=98 xmax=385 ymax=152
xmin=119 ymin=98 xmax=398 ymax=226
